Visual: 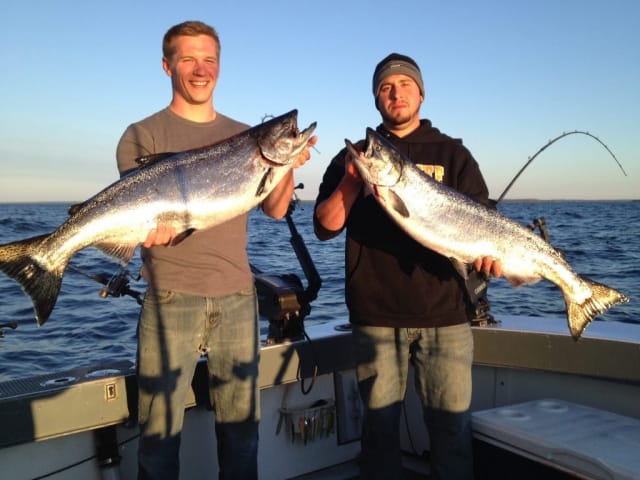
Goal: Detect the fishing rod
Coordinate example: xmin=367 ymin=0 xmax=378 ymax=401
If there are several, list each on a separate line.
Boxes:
xmin=495 ymin=130 xmax=626 ymax=242
xmin=495 ymin=130 xmax=627 ymax=204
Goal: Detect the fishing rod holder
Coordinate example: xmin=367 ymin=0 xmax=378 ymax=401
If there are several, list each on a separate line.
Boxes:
xmin=527 ymin=217 xmax=550 ymax=244
xmin=254 ymin=185 xmax=322 ymax=344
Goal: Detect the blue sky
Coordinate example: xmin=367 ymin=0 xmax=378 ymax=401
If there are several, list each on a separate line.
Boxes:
xmin=1 ymin=0 xmax=637 ymax=202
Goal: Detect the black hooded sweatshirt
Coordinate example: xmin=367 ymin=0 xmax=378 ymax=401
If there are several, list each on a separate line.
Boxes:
xmin=314 ymin=119 xmax=490 ymax=328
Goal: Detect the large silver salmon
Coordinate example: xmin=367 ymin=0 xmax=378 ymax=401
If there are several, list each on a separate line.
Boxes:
xmin=345 ymin=128 xmax=629 ymax=339
xmin=0 ymin=110 xmax=316 ymax=326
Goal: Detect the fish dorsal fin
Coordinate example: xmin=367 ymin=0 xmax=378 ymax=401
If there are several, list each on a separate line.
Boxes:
xmin=387 ymin=188 xmax=410 ymax=218
xmin=135 ymin=152 xmax=177 ymax=169
xmin=95 ymin=243 xmax=139 ymax=265
xmin=68 ymin=202 xmax=85 ymax=216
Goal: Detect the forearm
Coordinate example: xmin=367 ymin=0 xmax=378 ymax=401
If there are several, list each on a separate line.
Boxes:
xmin=314 ymin=175 xmax=361 ymax=231
xmin=262 ymin=170 xmax=294 ymax=219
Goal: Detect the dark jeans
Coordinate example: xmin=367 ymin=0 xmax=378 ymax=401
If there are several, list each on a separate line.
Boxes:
xmin=353 ymin=323 xmax=475 ymax=480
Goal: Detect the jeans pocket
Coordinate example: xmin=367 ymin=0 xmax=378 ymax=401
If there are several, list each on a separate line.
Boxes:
xmin=143 ymin=289 xmax=176 ymax=306
xmin=236 ymin=285 xmax=256 ymax=297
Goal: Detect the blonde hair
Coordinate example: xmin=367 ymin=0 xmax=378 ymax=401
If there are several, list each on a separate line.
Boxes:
xmin=162 ymin=21 xmax=220 ymax=59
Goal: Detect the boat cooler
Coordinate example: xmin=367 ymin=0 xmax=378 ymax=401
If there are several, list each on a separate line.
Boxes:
xmin=472 ymin=399 xmax=640 ymax=479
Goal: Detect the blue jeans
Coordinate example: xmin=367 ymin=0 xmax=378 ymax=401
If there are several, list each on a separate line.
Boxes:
xmin=136 ymin=286 xmax=260 ymax=480
xmin=352 ymin=323 xmax=474 ymax=480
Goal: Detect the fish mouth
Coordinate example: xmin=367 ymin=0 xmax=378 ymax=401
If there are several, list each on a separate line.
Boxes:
xmin=258 ymin=110 xmax=316 ymax=166
xmin=286 ymin=119 xmax=317 ymax=158
xmin=345 ymin=130 xmax=400 ymax=187
xmin=344 ymin=138 xmax=374 ymax=184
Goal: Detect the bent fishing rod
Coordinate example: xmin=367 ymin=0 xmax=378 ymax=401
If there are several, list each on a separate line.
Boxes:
xmin=495 ymin=130 xmax=627 ymax=205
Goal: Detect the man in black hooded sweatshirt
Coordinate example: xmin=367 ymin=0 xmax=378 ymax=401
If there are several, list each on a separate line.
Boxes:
xmin=314 ymin=53 xmax=501 ymax=480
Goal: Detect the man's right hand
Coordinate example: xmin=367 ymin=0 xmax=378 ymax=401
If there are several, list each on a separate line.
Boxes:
xmin=344 ymin=152 xmax=362 ymax=184
xmin=143 ymin=225 xmax=178 ymax=247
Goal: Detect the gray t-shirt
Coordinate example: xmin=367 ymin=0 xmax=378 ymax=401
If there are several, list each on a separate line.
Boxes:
xmin=116 ymin=108 xmax=253 ymax=297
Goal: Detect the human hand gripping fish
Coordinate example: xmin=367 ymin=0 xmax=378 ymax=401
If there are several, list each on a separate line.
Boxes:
xmin=345 ymin=129 xmax=629 ymax=340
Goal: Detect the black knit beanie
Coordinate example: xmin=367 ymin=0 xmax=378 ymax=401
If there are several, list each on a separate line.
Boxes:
xmin=372 ymin=53 xmax=424 ymax=96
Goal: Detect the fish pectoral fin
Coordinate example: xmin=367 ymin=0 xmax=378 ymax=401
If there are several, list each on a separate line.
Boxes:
xmin=255 ymin=168 xmax=272 ymax=197
xmin=386 ymin=188 xmax=410 ymax=218
xmin=95 ymin=243 xmax=138 ymax=265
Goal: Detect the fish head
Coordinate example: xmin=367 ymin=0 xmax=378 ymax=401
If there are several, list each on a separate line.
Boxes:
xmin=345 ymin=128 xmax=403 ymax=188
xmin=257 ymin=109 xmax=317 ymax=166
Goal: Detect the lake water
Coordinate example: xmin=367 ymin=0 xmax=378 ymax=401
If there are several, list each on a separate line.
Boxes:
xmin=0 ymin=200 xmax=637 ymax=382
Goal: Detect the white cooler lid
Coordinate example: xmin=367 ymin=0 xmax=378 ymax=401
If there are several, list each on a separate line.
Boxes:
xmin=472 ymin=399 xmax=640 ymax=480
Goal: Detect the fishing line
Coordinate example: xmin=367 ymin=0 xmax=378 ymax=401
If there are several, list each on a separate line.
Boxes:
xmin=496 ymin=131 xmax=627 ymax=204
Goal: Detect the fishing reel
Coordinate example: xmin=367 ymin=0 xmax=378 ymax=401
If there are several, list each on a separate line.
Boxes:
xmin=69 ymin=264 xmax=143 ymax=305
xmin=98 ymin=269 xmax=143 ymax=305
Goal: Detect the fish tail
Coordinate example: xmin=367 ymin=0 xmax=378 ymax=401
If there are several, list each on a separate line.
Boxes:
xmin=565 ymin=279 xmax=630 ymax=340
xmin=0 ymin=234 xmax=64 ymax=326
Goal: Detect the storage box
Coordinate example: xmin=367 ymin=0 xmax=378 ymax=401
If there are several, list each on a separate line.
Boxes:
xmin=472 ymin=399 xmax=640 ymax=480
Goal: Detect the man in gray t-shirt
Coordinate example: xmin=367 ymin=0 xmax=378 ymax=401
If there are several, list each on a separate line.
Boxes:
xmin=116 ymin=21 xmax=316 ymax=480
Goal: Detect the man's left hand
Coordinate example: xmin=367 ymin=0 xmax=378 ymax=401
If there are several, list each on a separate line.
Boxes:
xmin=293 ymin=136 xmax=318 ymax=168
xmin=473 ymin=256 xmax=503 ymax=278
